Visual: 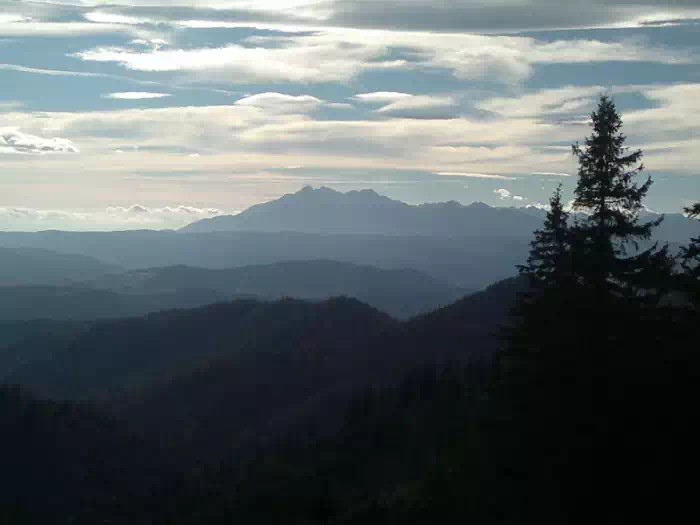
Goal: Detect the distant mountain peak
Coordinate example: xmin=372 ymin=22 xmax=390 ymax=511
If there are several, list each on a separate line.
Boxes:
xmin=466 ymin=201 xmax=492 ymax=209
xmin=180 ymin=187 xmax=544 ymax=237
xmin=296 ymin=185 xmax=338 ymax=195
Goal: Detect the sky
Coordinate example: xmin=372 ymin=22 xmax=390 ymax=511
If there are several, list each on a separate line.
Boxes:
xmin=1 ymin=0 xmax=699 ymax=231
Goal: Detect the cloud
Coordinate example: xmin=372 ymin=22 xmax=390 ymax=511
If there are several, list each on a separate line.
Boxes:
xmin=479 ymin=86 xmax=603 ymax=118
xmin=105 ymin=204 xmax=221 ymax=216
xmin=354 ymin=92 xmax=414 ymax=103
xmin=355 ymin=92 xmax=457 ymax=117
xmin=2 ymin=82 xmax=698 ymax=182
xmin=494 ymin=188 xmax=525 ymax=201
xmin=6 ymin=0 xmax=700 ymax=40
xmin=0 ymin=128 xmax=79 ymax=154
xmin=438 ymin=172 xmax=518 ymax=180
xmin=495 ymin=188 xmax=512 ymax=200
xmin=0 ymin=204 xmax=222 ymax=232
xmin=0 ymin=14 xmax=29 ymax=24
xmin=103 ymin=92 xmax=172 ymax=100
xmin=327 ymin=0 xmax=700 ymax=33
xmin=0 ymin=63 xmax=107 ymax=78
xmin=234 ymin=92 xmax=324 ymax=113
xmin=73 ymin=37 xmax=405 ymax=84
xmin=0 ymin=20 xmax=135 ymax=36
xmin=36 ymin=0 xmax=700 ymax=34
xmin=375 ymin=95 xmax=458 ymax=118
xmin=73 ymin=27 xmax=692 ymax=85
xmin=84 ymin=11 xmax=154 ymax=26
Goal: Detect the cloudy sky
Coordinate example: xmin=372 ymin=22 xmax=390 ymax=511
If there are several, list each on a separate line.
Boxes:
xmin=1 ymin=0 xmax=699 ymax=230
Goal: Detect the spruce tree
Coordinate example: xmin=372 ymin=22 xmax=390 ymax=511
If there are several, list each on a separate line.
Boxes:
xmin=502 ymin=96 xmax=677 ymax=524
xmin=510 ymin=184 xmax=578 ymax=358
xmin=680 ymin=203 xmax=700 ymax=304
xmin=571 ymin=95 xmax=671 ymax=305
xmin=518 ymin=184 xmax=572 ymax=290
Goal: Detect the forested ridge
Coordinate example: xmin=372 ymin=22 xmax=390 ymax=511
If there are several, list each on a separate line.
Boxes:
xmin=1 ymin=98 xmax=698 ymax=524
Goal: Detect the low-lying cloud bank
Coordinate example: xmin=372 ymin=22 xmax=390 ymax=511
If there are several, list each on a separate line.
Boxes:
xmin=0 ymin=204 xmax=222 ymax=232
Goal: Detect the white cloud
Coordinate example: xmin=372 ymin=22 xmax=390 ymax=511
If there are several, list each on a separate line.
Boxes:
xmin=73 ymin=26 xmax=692 ymax=85
xmin=104 ymin=92 xmax=172 ymax=99
xmin=376 ymin=95 xmax=457 ymax=118
xmin=354 ymin=91 xmax=457 ymax=117
xmin=131 ymin=38 xmax=169 ymax=48
xmin=495 ymin=188 xmax=512 ymax=199
xmin=0 ymin=204 xmax=222 ymax=232
xmin=438 ymin=172 xmax=518 ymax=180
xmin=0 ymin=128 xmax=79 ymax=154
xmin=105 ymin=204 xmax=221 ymax=216
xmin=2 ymin=82 xmax=698 ymax=186
xmin=354 ymin=92 xmax=414 ymax=103
xmin=0 ymin=63 xmax=108 ymax=78
xmin=479 ymin=86 xmax=603 ymax=118
xmin=74 ymin=37 xmax=404 ymax=84
xmin=494 ymin=188 xmax=525 ymax=201
xmin=84 ymin=11 xmax=154 ymax=26
xmin=0 ymin=21 xmax=135 ymax=36
xmin=234 ymin=92 xmax=324 ymax=113
xmin=0 ymin=14 xmax=29 ymax=24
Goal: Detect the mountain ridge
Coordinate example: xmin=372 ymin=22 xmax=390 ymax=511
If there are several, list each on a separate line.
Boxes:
xmin=180 ymin=186 xmax=545 ymax=237
xmin=180 ymin=186 xmax=700 ymax=242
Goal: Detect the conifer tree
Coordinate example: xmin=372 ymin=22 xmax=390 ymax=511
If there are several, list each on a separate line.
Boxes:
xmin=502 ymin=96 xmax=677 ymax=524
xmin=680 ymin=203 xmax=700 ymax=304
xmin=518 ymin=184 xmax=572 ymax=290
xmin=509 ymin=185 xmax=578 ymax=358
xmin=571 ymin=95 xmax=671 ymax=305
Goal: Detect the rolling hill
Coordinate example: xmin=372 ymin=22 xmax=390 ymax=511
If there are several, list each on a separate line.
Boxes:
xmin=86 ymin=260 xmax=464 ymax=319
xmin=0 ymin=246 xmax=121 ymax=285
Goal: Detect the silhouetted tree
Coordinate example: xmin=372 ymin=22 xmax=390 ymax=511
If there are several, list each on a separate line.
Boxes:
xmin=680 ymin=203 xmax=700 ymax=304
xmin=502 ymin=96 xmax=681 ymax=524
xmin=571 ymin=95 xmax=671 ymax=306
xmin=517 ymin=184 xmax=573 ymax=290
xmin=508 ymin=185 xmax=579 ymax=362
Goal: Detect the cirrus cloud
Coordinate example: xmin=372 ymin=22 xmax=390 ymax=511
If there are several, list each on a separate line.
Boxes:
xmin=72 ymin=27 xmax=694 ymax=86
xmin=103 ymin=91 xmax=172 ymax=99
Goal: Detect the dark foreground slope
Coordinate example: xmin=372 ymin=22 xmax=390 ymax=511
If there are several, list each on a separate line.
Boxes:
xmin=0 ymin=385 xmax=168 ymax=524
xmin=4 ymin=297 xmax=399 ymax=401
xmin=1 ymin=278 xmax=696 ymax=524
xmin=0 ymin=284 xmax=521 ymax=524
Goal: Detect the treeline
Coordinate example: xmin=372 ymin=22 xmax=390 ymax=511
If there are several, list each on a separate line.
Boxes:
xmin=0 ymin=97 xmax=698 ymax=524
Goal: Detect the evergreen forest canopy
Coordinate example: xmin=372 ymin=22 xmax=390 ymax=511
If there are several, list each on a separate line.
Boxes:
xmin=1 ymin=97 xmax=699 ymax=524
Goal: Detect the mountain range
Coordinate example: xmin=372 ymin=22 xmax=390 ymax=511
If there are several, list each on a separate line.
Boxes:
xmin=1 ymin=187 xmax=697 ymax=303
xmin=182 ymin=186 xmax=545 ymax=237
xmin=182 ymin=186 xmax=700 ymax=242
